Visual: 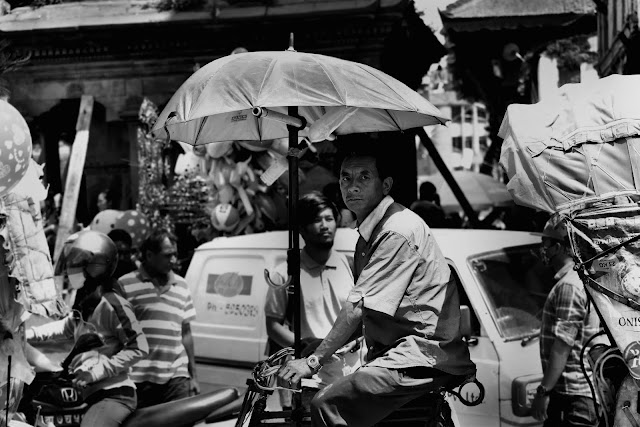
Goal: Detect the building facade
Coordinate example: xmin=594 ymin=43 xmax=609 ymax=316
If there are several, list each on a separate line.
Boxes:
xmin=0 ymin=0 xmax=444 ymax=223
xmin=596 ymin=0 xmax=640 ymax=76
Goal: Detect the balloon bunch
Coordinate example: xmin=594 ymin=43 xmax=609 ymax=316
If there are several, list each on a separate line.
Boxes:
xmin=173 ymin=137 xmax=294 ymax=236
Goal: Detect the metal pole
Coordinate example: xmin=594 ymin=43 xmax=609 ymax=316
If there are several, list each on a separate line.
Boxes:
xmin=417 ymin=128 xmax=481 ymax=228
xmin=286 ymin=106 xmax=303 ymax=426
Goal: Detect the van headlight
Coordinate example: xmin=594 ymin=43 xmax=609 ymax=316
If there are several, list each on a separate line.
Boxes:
xmin=511 ymin=374 xmax=543 ymax=416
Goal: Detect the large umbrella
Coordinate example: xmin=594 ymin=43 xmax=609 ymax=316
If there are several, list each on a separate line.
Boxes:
xmin=419 ymin=170 xmax=513 ymax=213
xmin=151 ymin=49 xmax=447 ymax=366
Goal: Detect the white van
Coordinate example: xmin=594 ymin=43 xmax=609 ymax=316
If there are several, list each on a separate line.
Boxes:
xmin=186 ymin=228 xmax=548 ymax=427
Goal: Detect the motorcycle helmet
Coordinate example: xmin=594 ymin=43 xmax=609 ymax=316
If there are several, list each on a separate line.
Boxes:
xmin=64 ymin=230 xmax=118 ymax=284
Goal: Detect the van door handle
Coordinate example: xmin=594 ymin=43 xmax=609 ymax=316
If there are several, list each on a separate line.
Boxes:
xmin=465 ymin=337 xmax=479 ymax=347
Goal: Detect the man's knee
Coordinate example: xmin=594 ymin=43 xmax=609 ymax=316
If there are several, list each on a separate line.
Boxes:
xmin=310 ymin=386 xmax=329 ymax=412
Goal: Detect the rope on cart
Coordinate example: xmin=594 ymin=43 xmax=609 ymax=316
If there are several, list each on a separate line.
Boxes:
xmin=575 ymin=267 xmax=640 ymax=312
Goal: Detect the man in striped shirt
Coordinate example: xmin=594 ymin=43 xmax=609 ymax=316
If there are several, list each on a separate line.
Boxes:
xmin=117 ymin=230 xmax=199 ymax=408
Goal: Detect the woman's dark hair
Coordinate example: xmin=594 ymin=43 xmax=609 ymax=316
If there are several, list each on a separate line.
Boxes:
xmin=140 ymin=230 xmax=177 ymax=256
xmin=298 ymin=191 xmax=340 ymax=227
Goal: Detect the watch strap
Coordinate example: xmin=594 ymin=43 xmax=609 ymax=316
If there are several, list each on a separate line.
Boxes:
xmin=536 ymin=385 xmax=551 ymax=397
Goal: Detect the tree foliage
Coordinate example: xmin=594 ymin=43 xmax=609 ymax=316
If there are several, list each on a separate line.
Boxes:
xmin=545 ymin=35 xmax=597 ymax=71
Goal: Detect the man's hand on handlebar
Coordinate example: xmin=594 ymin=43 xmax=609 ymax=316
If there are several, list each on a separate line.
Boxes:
xmin=278 ymin=358 xmax=314 ymax=386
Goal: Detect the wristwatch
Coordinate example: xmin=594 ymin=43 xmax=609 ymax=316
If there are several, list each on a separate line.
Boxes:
xmin=536 ymin=385 xmax=551 ymax=397
xmin=306 ymin=354 xmax=322 ymax=373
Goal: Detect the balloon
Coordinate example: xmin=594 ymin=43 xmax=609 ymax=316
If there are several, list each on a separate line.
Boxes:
xmin=217 ymin=184 xmax=235 ymax=204
xmin=210 ymin=203 xmax=240 ymax=232
xmin=174 ymin=151 xmax=202 ymax=176
xmin=192 ymin=144 xmax=207 ymax=157
xmin=236 ymin=140 xmax=272 ymax=152
xmin=90 ymin=209 xmax=122 ymax=234
xmin=253 ymin=192 xmax=277 ymax=222
xmin=0 ymin=100 xmax=32 ymax=197
xmin=114 ymin=210 xmax=150 ymax=248
xmin=206 ymin=141 xmax=233 ymax=159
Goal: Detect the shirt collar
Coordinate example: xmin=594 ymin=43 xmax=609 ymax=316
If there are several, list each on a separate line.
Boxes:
xmin=554 ymin=261 xmax=575 ymax=281
xmin=357 ymin=195 xmax=394 ymax=243
xmin=301 ymin=247 xmax=339 ymax=270
xmin=139 ymin=264 xmax=178 ymax=286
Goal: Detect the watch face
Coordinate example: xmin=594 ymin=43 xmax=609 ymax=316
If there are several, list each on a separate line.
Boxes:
xmin=307 ymin=355 xmax=320 ymax=370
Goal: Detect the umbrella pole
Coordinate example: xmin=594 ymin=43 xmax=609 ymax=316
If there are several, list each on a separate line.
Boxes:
xmin=286 ymin=106 xmax=303 ymax=425
xmin=417 ymin=128 xmax=481 ymax=228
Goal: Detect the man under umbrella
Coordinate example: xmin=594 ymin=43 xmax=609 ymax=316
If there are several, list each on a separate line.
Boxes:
xmin=278 ymin=145 xmax=476 ymax=426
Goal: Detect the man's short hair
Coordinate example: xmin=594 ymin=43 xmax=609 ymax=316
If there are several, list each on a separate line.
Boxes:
xmin=298 ymin=191 xmax=340 ymax=227
xmin=419 ymin=181 xmax=437 ymax=201
xmin=108 ymin=229 xmax=132 ymax=247
xmin=341 ymin=144 xmax=393 ymax=181
xmin=141 ymin=230 xmax=177 ymax=255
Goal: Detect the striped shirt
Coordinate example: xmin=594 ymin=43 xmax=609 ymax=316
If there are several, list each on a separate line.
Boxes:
xmin=540 ymin=263 xmax=601 ymax=397
xmin=117 ymin=266 xmax=196 ymax=384
xmin=28 ymin=292 xmax=148 ymax=400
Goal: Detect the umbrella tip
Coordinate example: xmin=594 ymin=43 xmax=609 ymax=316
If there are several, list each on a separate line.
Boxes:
xmin=287 ymin=32 xmax=296 ymax=52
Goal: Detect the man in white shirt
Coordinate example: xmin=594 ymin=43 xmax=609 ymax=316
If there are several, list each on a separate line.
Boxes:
xmin=265 ymin=192 xmax=361 ymax=395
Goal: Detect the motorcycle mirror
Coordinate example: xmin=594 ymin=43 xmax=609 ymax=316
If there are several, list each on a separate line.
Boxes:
xmin=60 ymin=333 xmax=105 ymax=373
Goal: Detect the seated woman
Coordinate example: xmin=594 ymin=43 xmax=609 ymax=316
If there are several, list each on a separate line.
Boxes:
xmin=26 ymin=230 xmax=149 ymax=427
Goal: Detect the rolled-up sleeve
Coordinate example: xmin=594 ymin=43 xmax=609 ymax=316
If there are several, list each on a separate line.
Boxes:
xmin=551 ymin=283 xmax=586 ymax=347
xmin=348 ymin=232 xmax=419 ymax=317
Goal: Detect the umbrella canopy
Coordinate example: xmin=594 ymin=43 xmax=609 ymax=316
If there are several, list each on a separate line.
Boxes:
xmin=419 ymin=171 xmax=513 ymax=213
xmin=151 ymin=50 xmax=447 ymax=143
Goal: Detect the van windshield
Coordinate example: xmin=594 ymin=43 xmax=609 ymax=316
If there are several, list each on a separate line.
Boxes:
xmin=468 ymin=244 xmax=556 ymax=341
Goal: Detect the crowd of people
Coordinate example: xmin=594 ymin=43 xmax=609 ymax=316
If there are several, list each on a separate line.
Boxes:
xmin=23 ymin=140 xmax=600 ymax=427
xmin=25 ymin=227 xmax=199 ymax=427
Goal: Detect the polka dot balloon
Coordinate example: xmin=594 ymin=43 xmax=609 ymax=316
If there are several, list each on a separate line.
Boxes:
xmin=0 ymin=100 xmax=32 ymax=197
xmin=114 ymin=210 xmax=150 ymax=248
xmin=90 ymin=209 xmax=122 ymax=234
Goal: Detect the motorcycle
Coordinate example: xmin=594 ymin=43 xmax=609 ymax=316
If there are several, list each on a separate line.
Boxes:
xmin=20 ymin=332 xmax=238 ymax=427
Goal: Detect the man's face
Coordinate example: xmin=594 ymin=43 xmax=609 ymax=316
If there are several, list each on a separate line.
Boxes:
xmin=146 ymin=237 xmax=177 ymax=276
xmin=540 ymin=237 xmax=560 ymax=266
xmin=301 ymin=207 xmax=337 ymax=249
xmin=339 ymin=155 xmax=392 ymax=221
xmin=97 ymin=193 xmax=109 ymax=212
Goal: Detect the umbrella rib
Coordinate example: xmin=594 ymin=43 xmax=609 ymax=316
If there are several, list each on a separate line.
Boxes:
xmin=358 ymin=66 xmax=416 ymax=112
xmin=256 ymin=57 xmax=278 ymax=105
xmin=309 ymin=55 xmax=345 ymax=104
xmin=194 ymin=115 xmax=208 ymax=146
xmin=385 ymin=109 xmax=402 ymax=132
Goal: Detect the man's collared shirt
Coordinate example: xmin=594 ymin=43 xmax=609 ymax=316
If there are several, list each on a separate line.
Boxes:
xmin=265 ymin=248 xmax=354 ymax=340
xmin=540 ymin=262 xmax=601 ymax=397
xmin=348 ymin=195 xmax=475 ymax=375
xmin=117 ymin=265 xmax=196 ymax=384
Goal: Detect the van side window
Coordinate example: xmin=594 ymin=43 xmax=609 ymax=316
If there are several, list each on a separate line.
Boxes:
xmin=450 ymin=265 xmax=481 ymax=336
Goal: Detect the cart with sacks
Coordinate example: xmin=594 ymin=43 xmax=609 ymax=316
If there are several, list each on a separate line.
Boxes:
xmin=499 ymin=74 xmax=640 ymax=427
